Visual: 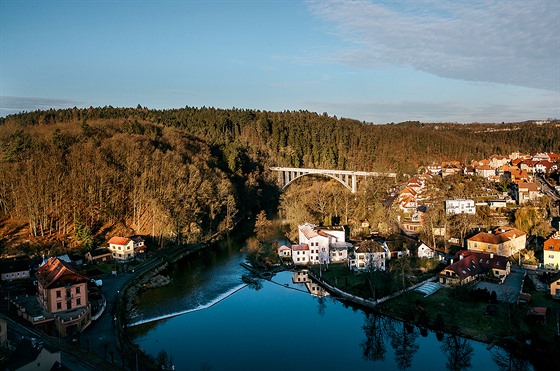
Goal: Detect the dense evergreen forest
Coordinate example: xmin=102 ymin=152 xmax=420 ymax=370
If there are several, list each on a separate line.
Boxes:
xmin=0 ymin=106 xmax=558 ymax=254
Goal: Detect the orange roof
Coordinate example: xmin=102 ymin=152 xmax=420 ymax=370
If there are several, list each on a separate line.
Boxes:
xmin=518 ymin=182 xmax=539 ymax=191
xmin=544 ymin=235 xmax=560 ymax=252
xmin=468 ymin=227 xmax=525 ymax=245
xmin=292 ymin=243 xmax=309 ymax=251
xmin=36 ymin=257 xmax=88 ymax=289
xmin=108 ymin=236 xmax=131 ymax=245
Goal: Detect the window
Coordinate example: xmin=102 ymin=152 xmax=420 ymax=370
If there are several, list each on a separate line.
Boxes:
xmin=77 ymin=298 xmax=81 ymax=306
xmin=549 ymin=255 xmax=555 ymax=259
xmin=76 ymin=287 xmax=80 ymax=294
xmin=56 ymin=302 xmax=62 ymax=310
xmin=56 ymin=290 xmax=61 ymax=298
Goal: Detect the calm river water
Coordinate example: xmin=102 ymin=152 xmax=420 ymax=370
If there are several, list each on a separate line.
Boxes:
xmin=130 ymin=238 xmax=531 ymax=371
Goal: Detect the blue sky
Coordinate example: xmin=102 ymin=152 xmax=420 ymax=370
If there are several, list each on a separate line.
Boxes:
xmin=1 ymin=0 xmax=559 ymax=123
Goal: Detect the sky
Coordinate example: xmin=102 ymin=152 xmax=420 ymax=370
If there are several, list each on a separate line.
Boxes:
xmin=1 ymin=0 xmax=559 ymax=124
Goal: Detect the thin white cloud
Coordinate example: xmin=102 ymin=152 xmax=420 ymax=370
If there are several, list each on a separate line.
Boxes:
xmin=0 ymin=96 xmax=86 ymax=116
xmin=307 ymin=0 xmax=560 ymax=92
xmin=303 ymin=92 xmax=559 ymax=124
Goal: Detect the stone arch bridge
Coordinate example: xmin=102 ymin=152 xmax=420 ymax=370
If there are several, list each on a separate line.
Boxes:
xmin=270 ymin=167 xmax=397 ymax=193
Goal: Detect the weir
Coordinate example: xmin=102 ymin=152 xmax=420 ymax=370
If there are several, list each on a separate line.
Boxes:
xmin=127 ymin=283 xmax=247 ymax=327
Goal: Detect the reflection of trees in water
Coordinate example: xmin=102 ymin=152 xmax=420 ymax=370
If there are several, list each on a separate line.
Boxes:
xmin=440 ymin=334 xmax=473 ymax=371
xmin=317 ymin=296 xmax=326 ymax=317
xmin=361 ymin=313 xmax=387 ymax=362
xmin=388 ymin=320 xmax=419 ymax=370
xmin=491 ymin=347 xmax=530 ymax=371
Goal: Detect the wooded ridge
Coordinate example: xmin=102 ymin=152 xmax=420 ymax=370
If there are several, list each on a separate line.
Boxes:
xmin=0 ymin=107 xmax=558 ymax=254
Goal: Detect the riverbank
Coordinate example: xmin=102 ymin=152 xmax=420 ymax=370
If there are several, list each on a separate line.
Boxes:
xmin=115 ymin=242 xmax=211 ymax=370
xmin=305 ymin=265 xmax=560 ymax=369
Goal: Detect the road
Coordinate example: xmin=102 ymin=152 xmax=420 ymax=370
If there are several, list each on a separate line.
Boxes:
xmin=536 ymin=173 xmax=560 ymax=202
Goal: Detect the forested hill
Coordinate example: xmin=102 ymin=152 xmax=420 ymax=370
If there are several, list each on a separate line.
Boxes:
xmin=0 ymin=106 xmax=558 ymax=253
xmin=2 ymin=107 xmax=558 ymax=174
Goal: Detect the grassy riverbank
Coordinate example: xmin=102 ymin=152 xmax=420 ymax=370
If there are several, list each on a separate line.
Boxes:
xmin=307 ymin=263 xmax=560 ymax=369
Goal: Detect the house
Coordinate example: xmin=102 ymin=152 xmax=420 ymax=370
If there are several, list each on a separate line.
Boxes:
xmin=416 ymin=242 xmax=435 ymax=259
xmin=4 ymin=338 xmax=62 ymax=371
xmin=548 ymin=272 xmax=560 ymax=298
xmin=400 ymin=212 xmax=424 ymax=237
xmin=505 ymin=168 xmax=530 ymax=183
xmin=486 ymin=199 xmax=508 ymax=209
xmin=329 ymin=241 xmax=351 ymax=263
xmin=277 ymin=245 xmax=292 ymax=258
xmin=489 ymin=155 xmax=510 ymax=169
xmin=543 ymin=232 xmax=560 ymax=269
xmin=520 ymin=160 xmax=538 ymax=173
xmin=441 ymin=163 xmax=462 ymax=177
xmin=438 ymin=250 xmax=510 ymax=286
xmin=467 ymin=226 xmax=526 ymax=257
xmin=34 ymin=257 xmax=91 ymax=336
xmin=291 ymin=244 xmax=310 ymax=266
xmin=85 ymin=248 xmax=112 ymax=264
xmin=515 ymin=182 xmax=540 ymax=205
xmin=349 ymin=240 xmax=388 ymax=271
xmin=463 ymin=165 xmax=475 ymax=176
xmin=535 ymin=160 xmax=557 ymax=173
xmin=107 ymin=236 xmax=137 ymax=262
xmin=298 ymin=224 xmax=346 ymax=265
xmin=131 ymin=236 xmax=147 ymax=257
xmin=0 ymin=257 xmax=30 ymax=281
xmin=445 ymin=199 xmax=476 ymax=215
xmin=475 ymin=165 xmax=496 ymax=178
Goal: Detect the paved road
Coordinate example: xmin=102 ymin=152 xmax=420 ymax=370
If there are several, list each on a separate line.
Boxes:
xmin=1 ymin=313 xmax=104 ymax=371
xmin=474 ymin=268 xmax=525 ymax=302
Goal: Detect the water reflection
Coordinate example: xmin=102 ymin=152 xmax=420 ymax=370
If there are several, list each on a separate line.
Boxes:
xmin=491 ymin=347 xmax=530 ymax=371
xmin=292 ymin=270 xmax=329 ymax=298
xmin=388 ymin=321 xmax=420 ymax=370
xmin=441 ymin=334 xmax=473 ymax=371
xmin=361 ymin=313 xmax=387 ymax=362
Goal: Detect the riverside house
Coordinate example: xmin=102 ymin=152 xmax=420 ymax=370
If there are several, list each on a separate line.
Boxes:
xmin=439 ymin=250 xmax=510 ymax=286
xmin=34 ymin=257 xmax=91 ymax=336
xmin=107 ymin=236 xmax=145 ymax=262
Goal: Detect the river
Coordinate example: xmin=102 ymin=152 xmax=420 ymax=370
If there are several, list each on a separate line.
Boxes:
xmin=129 ymin=237 xmax=532 ymax=371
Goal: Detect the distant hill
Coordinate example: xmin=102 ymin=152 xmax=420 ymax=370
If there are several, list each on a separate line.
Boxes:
xmin=0 ymin=107 xmax=558 ymax=253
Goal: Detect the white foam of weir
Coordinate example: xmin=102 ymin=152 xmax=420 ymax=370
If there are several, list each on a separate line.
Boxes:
xmin=127 ymin=283 xmax=247 ymax=327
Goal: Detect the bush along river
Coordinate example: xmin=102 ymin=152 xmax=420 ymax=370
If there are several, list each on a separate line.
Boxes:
xmin=128 ymin=236 xmax=532 ymax=371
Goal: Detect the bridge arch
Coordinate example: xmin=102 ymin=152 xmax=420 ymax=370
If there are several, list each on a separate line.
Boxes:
xmin=283 ymin=172 xmax=353 ymax=192
xmin=270 ymin=167 xmax=396 ymax=193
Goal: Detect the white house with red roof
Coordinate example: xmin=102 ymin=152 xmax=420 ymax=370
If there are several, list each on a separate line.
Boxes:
xmin=108 ymin=236 xmax=144 ymax=262
xmin=291 ymin=244 xmax=310 ymax=265
xmin=543 ymin=232 xmax=560 ymax=269
xmin=296 ymin=223 xmax=348 ymax=265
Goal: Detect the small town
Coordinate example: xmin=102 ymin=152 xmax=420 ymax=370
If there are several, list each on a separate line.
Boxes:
xmin=1 ymin=149 xmax=560 ymax=370
xmin=1 ymin=2 xmax=559 ymax=369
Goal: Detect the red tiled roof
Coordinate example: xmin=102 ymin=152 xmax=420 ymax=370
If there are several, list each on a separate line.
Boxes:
xmin=442 ymin=250 xmax=509 ymax=281
xmin=468 ymin=227 xmax=525 ymax=245
xmin=518 ymin=182 xmax=539 ymax=191
xmin=292 ymin=244 xmax=309 ymax=251
xmin=108 ymin=236 xmax=131 ymax=246
xmin=35 ymin=257 xmax=88 ymax=289
xmin=544 ymin=235 xmax=560 ymax=252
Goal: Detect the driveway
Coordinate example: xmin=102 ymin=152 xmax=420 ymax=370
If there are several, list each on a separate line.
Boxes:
xmin=474 ymin=268 xmax=525 ymax=303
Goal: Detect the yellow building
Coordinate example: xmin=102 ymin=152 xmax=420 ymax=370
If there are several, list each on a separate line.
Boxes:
xmin=543 ymin=232 xmax=560 ymax=269
xmin=467 ymin=227 xmax=526 ymax=257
